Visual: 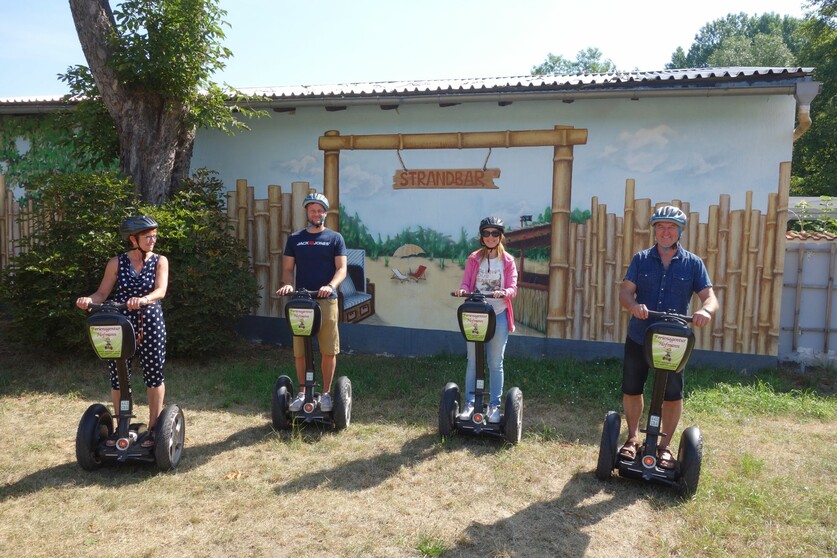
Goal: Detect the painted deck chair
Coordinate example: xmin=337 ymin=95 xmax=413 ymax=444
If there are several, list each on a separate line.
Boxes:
xmin=410 ymin=265 xmax=428 ymax=281
xmin=391 ymin=268 xmax=411 ymax=282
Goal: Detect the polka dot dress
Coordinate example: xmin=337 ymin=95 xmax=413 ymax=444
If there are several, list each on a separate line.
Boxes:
xmin=107 ymin=252 xmax=167 ymax=389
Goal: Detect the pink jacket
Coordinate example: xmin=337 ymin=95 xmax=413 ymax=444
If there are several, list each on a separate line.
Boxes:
xmin=459 ymin=250 xmax=518 ymax=332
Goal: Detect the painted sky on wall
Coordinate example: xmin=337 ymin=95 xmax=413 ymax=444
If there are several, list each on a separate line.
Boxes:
xmin=192 ymin=93 xmax=795 ymax=238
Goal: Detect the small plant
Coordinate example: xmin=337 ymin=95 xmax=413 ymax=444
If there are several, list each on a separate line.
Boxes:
xmin=416 ymin=534 xmax=447 ymax=557
xmin=788 ymin=196 xmax=837 ymax=234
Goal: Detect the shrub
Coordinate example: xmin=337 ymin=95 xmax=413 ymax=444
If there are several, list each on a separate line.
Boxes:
xmin=0 ymin=169 xmax=258 ymax=356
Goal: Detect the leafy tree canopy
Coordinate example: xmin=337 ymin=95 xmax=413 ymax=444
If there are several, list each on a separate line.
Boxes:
xmin=667 ymin=12 xmax=802 ymax=68
xmin=531 ymin=47 xmax=616 ymax=75
xmin=67 ymin=0 xmax=264 ymax=204
xmin=791 ymin=0 xmax=837 ymax=196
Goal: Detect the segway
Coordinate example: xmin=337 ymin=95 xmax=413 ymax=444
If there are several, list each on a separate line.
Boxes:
xmin=439 ymin=291 xmax=523 ymax=444
xmin=271 ymin=289 xmax=352 ymax=430
xmin=76 ymin=301 xmax=185 ymax=471
xmin=596 ymin=310 xmax=703 ymax=497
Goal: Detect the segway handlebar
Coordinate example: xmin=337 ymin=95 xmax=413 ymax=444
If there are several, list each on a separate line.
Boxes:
xmin=279 ymin=288 xmax=325 ymax=298
xmin=646 ymin=310 xmax=693 ymax=323
xmin=451 ymin=290 xmax=505 ymax=298
xmin=86 ymin=300 xmax=151 ymax=312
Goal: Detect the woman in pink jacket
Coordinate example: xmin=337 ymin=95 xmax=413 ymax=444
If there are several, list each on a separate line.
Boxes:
xmin=454 ymin=216 xmax=518 ymax=423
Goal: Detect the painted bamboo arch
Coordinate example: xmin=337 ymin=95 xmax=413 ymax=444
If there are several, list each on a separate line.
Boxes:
xmin=318 ymin=126 xmax=589 ymax=338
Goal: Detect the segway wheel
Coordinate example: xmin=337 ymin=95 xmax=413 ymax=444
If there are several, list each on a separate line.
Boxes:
xmin=271 ymin=375 xmax=294 ymax=430
xmin=439 ymin=382 xmax=460 ymax=439
xmin=154 ymin=404 xmax=185 ymax=471
xmin=595 ymin=411 xmax=621 ymax=480
xmin=677 ymin=426 xmax=703 ymax=498
xmin=75 ymin=403 xmax=113 ymax=471
xmin=502 ymin=387 xmax=523 ymax=444
xmin=332 ymin=376 xmax=352 ymax=430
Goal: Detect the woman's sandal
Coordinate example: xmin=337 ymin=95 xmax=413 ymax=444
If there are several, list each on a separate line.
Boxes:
xmin=657 ymin=446 xmax=676 ymax=469
xmin=618 ymin=439 xmax=640 ymax=460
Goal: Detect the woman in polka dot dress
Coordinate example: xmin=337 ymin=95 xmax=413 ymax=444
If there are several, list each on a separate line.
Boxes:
xmin=76 ymin=215 xmax=169 ymax=447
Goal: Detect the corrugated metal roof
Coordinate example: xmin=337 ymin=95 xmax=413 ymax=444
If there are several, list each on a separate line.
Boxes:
xmin=238 ymin=67 xmax=813 ymax=100
xmin=0 ymin=67 xmax=815 ymax=109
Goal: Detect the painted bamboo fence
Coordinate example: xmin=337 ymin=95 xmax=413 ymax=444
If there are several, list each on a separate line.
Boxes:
xmin=0 ymin=163 xmax=792 ymax=355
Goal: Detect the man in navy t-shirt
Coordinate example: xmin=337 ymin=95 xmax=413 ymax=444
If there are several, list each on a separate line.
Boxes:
xmin=618 ymin=205 xmax=718 ymax=470
xmin=276 ymin=193 xmax=347 ymax=412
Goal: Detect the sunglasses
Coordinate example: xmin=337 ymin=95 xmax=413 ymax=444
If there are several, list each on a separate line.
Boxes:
xmin=481 ymin=230 xmax=502 ymax=238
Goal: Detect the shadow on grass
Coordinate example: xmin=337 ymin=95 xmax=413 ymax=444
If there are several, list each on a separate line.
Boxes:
xmin=274 ymin=432 xmax=447 ymax=494
xmin=443 ymin=470 xmax=683 ymax=557
xmin=0 ymin=460 xmax=157 ymax=503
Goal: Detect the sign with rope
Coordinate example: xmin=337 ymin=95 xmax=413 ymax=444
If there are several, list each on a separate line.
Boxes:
xmin=393 ymin=168 xmax=500 ymax=189
xmin=392 ymin=147 xmax=500 ymax=189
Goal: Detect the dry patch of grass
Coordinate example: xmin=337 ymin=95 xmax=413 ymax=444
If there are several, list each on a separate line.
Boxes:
xmin=0 ymin=345 xmax=834 ymax=557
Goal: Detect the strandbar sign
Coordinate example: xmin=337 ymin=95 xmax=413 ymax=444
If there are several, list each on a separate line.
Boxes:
xmin=392 ymin=168 xmax=500 ymax=189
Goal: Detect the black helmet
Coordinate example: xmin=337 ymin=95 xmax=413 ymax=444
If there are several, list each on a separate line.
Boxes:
xmin=120 ymin=215 xmax=158 ymax=242
xmin=479 ymin=216 xmax=505 ymax=234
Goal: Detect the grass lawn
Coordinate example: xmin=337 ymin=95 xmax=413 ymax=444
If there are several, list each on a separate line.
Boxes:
xmin=0 ymin=339 xmax=834 ymax=558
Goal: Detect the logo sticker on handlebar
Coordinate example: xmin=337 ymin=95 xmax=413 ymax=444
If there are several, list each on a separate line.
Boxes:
xmin=461 ymin=312 xmax=489 ymax=342
xmin=650 ymin=333 xmax=688 ymax=370
xmin=90 ymin=325 xmax=123 ymax=359
xmin=289 ymin=308 xmax=315 ymax=336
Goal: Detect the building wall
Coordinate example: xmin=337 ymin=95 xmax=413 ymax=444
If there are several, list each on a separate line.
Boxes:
xmin=192 ymin=94 xmax=796 ymax=239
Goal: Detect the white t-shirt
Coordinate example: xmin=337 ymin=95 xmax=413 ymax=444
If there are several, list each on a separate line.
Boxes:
xmin=475 ymin=256 xmax=506 ymax=314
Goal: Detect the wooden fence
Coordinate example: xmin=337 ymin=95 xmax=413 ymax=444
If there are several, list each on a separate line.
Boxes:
xmin=0 ymin=164 xmax=791 ymax=356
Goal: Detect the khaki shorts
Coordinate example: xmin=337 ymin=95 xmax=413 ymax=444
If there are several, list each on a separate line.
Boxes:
xmin=293 ymin=297 xmax=340 ymax=356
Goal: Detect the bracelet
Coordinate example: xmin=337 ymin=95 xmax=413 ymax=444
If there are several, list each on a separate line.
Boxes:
xmin=327 ymin=284 xmax=335 ymax=291
xmin=144 ymin=297 xmax=150 ymax=305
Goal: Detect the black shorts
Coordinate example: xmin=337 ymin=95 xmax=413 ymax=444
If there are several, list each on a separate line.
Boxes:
xmin=622 ymin=337 xmax=683 ymax=401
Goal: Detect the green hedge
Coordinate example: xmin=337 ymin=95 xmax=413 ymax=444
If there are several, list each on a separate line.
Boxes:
xmin=0 ymin=169 xmax=258 ymax=356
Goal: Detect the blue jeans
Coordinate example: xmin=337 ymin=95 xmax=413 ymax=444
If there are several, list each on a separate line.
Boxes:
xmin=464 ymin=310 xmax=509 ymax=406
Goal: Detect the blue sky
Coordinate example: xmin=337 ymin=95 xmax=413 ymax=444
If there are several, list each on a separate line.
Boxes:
xmin=0 ymin=0 xmax=807 ymax=99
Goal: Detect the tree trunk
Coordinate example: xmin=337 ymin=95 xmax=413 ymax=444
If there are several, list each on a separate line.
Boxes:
xmin=69 ymin=0 xmax=194 ymax=205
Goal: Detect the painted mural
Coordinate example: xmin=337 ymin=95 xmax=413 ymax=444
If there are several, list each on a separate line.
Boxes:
xmin=194 ymin=93 xmax=798 ymax=355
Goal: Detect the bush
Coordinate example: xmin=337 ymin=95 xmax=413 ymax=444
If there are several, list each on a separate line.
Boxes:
xmin=0 ymin=169 xmax=259 ymax=356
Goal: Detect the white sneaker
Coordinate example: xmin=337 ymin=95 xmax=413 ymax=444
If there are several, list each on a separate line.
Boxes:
xmin=289 ymin=391 xmax=305 ymax=412
xmin=319 ymin=392 xmax=333 ymax=412
xmin=487 ymin=405 xmax=501 ymax=423
xmin=458 ymin=401 xmax=475 ymax=420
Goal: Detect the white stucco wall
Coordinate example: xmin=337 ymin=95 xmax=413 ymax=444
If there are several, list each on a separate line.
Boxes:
xmin=191 ymin=93 xmax=796 ymax=239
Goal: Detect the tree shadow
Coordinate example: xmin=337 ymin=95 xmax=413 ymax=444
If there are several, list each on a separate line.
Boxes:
xmin=0 ymin=424 xmax=275 ymax=502
xmin=275 ymin=431 xmax=443 ymax=494
xmin=442 ymin=471 xmax=680 ymax=557
xmin=0 ymin=460 xmax=155 ymax=503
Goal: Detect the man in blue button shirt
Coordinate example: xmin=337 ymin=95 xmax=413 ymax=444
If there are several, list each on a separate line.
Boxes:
xmin=618 ymin=205 xmax=718 ymax=469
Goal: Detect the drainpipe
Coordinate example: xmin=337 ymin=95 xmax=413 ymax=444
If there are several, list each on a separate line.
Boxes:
xmin=793 ymin=80 xmax=822 ymax=142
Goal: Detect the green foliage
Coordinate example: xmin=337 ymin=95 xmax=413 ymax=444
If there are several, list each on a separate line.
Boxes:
xmin=0 ymin=169 xmax=258 ymax=357
xmin=666 ymin=12 xmax=802 ymax=69
xmin=791 ymin=1 xmax=837 ymax=197
xmin=157 ymin=168 xmax=260 ymax=356
xmin=787 ymin=197 xmax=837 ymax=233
xmin=339 ymin=205 xmax=473 ymax=261
xmin=0 ymin=172 xmax=136 ymax=348
xmin=0 ymin=110 xmax=118 ymax=190
xmin=531 ymin=47 xmax=616 ymax=75
xmin=707 ymin=33 xmax=796 ymax=66
xmin=107 ymin=0 xmax=262 ymax=135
